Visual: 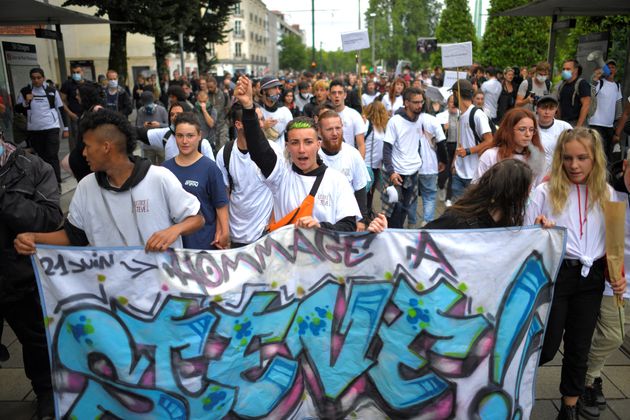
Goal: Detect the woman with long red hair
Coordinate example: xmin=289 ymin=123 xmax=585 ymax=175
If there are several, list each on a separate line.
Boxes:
xmin=473 ymin=107 xmax=546 ymax=185
xmin=382 ymin=77 xmax=406 ymax=115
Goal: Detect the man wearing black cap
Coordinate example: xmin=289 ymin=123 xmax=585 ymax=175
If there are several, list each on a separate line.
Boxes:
xmin=536 ymin=95 xmax=572 ymax=173
xmin=450 ymin=79 xmax=493 ymax=200
xmin=259 ymin=76 xmax=293 ymax=147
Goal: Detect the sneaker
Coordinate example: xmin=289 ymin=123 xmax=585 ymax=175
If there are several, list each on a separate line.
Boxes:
xmin=557 ymin=401 xmax=578 ymax=420
xmin=578 ymin=387 xmax=600 ymax=420
xmin=592 ymin=377 xmax=606 ymax=409
xmin=445 ymin=199 xmax=452 ymax=207
xmin=36 ymin=390 xmax=55 ymax=420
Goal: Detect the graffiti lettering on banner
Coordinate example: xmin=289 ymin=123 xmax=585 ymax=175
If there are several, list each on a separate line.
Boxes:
xmin=33 ymin=226 xmax=566 ymax=419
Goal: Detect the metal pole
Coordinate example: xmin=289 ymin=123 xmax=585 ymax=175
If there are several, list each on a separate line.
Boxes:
xmin=547 ymin=15 xmax=558 ymax=78
xmin=311 ymin=0 xmax=316 ymax=67
xmin=55 ymin=24 xmax=67 ymax=82
xmin=178 ymin=32 xmax=185 ymax=77
xmin=371 ymin=15 xmax=376 ymax=68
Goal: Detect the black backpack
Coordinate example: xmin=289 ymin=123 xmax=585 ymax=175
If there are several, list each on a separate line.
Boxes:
xmin=468 ymin=106 xmax=497 ymax=144
xmin=523 ymin=77 xmax=551 ymax=100
xmin=20 ymin=84 xmax=57 ymax=109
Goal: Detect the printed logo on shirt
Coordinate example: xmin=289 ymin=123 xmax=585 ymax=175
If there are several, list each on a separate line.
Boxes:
xmin=185 ymin=180 xmax=199 ymax=188
xmin=134 ymin=199 xmax=149 ymax=213
xmin=317 ymin=192 xmax=332 ymax=207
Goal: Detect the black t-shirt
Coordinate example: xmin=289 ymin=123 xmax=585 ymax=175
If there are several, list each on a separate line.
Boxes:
xmin=60 ymin=79 xmax=83 ymax=115
xmin=559 ymin=78 xmax=590 ymax=122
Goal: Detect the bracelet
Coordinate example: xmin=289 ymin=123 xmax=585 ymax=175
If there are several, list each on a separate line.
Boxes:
xmin=465 ymin=148 xmax=471 ymax=156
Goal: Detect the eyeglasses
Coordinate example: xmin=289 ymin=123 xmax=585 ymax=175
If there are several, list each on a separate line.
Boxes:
xmin=408 ymin=100 xmax=425 ymax=105
xmin=175 ymin=133 xmax=197 ymax=140
xmin=515 ymin=127 xmax=536 ymax=134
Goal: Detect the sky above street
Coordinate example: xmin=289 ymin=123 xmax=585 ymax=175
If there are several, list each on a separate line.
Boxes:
xmin=262 ymin=0 xmax=488 ymax=51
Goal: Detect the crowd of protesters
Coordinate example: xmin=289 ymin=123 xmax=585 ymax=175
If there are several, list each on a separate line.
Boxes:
xmin=1 ymin=55 xmax=630 ymax=420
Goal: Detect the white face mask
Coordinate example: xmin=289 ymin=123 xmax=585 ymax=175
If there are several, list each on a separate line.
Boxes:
xmin=536 ymin=75 xmax=547 ymax=83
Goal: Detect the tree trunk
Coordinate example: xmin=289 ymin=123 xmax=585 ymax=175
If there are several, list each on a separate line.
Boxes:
xmin=195 ymin=40 xmax=209 ymax=74
xmin=108 ymin=24 xmax=128 ymax=82
xmin=154 ymin=34 xmax=170 ymax=80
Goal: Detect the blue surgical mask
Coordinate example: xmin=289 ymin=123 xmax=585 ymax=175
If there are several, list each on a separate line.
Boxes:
xmin=108 ymin=79 xmax=118 ymax=89
xmin=145 ymin=103 xmax=155 ymax=114
xmin=561 ymin=70 xmax=573 ymax=80
xmin=269 ymin=94 xmax=280 ymax=103
xmin=0 ymin=143 xmax=4 ymax=157
xmin=72 ymin=73 xmax=82 ymax=82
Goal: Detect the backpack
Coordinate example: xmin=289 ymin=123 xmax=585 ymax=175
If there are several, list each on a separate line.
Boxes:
xmin=222 ymin=140 xmax=235 ymax=193
xmin=20 ymin=84 xmax=57 ymax=109
xmin=468 ymin=106 xmax=497 ymax=145
xmin=556 ymin=77 xmax=605 ymax=120
xmin=523 ymin=77 xmax=551 ymax=100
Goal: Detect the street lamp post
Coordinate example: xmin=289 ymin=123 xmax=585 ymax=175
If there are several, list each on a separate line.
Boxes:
xmin=370 ymin=12 xmax=376 ymax=69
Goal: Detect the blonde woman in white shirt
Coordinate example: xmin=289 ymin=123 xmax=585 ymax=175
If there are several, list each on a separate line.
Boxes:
xmin=525 ymin=127 xmax=617 ymax=419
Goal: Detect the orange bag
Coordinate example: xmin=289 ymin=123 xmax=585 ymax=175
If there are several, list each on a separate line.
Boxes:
xmin=268 ymin=171 xmax=325 ymax=232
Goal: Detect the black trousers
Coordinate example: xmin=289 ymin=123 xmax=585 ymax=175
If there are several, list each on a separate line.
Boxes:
xmin=28 ymin=128 xmax=61 ymax=184
xmin=438 ymin=142 xmax=457 ymax=199
xmin=590 ymin=125 xmax=615 ymax=166
xmin=1 ymin=291 xmax=53 ymax=397
xmin=539 ymin=258 xmax=605 ymax=397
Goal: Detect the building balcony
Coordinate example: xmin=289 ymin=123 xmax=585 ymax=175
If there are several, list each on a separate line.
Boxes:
xmin=233 ymin=31 xmax=245 ymax=39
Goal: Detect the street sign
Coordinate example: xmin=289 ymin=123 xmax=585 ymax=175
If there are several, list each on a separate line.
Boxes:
xmin=35 ymin=28 xmax=63 ymax=41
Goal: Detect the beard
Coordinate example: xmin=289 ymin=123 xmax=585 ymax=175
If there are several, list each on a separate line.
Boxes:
xmin=322 ymin=137 xmax=342 ymax=153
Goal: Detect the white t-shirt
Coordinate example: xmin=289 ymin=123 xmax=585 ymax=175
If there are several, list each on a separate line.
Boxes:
xmin=67 ymin=166 xmax=201 ymax=247
xmin=538 ymin=119 xmax=572 ymax=172
xmin=525 ymin=182 xmax=616 ymax=276
xmin=147 ymin=127 xmax=215 ymax=162
xmin=216 ymin=140 xmax=282 ymax=244
xmin=382 ymin=95 xmax=404 ymax=115
xmin=481 ymin=78 xmax=502 ymax=119
xmin=589 ymin=79 xmax=623 ymax=127
xmin=319 ymin=143 xmax=369 ymax=191
xmin=361 ymin=92 xmax=379 ymax=107
xmin=365 ymin=121 xmax=384 ymax=169
xmin=474 ymin=148 xmax=546 ymax=186
xmin=16 ymin=85 xmax=64 ymax=131
xmin=338 ymin=106 xmax=366 ymax=149
xmin=261 ymin=106 xmax=294 ymax=147
xmin=417 ymin=113 xmax=446 ymax=175
xmin=265 ymin=161 xmax=361 ymax=225
xmin=454 ymin=105 xmax=492 ymax=179
xmin=384 ymin=113 xmax=423 ymax=176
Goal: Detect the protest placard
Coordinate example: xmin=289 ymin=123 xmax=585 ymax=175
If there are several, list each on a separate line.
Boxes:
xmin=341 ymin=30 xmax=370 ymax=53
xmin=441 ymin=41 xmax=473 ymax=69
xmin=443 ymin=70 xmax=470 ymax=89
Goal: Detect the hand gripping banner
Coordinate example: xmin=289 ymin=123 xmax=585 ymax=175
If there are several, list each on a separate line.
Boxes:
xmin=32 ymin=226 xmax=566 ymax=419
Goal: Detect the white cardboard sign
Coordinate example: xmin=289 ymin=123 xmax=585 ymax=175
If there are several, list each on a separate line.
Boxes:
xmin=341 ymin=30 xmax=370 ymax=52
xmin=443 ymin=70 xmax=469 ymax=89
xmin=441 ymin=41 xmax=473 ymax=69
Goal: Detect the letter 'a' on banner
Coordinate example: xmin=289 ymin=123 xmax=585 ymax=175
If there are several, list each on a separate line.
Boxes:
xmin=32 ymin=226 xmax=566 ymax=419
xmin=441 ymin=41 xmax=473 ymax=69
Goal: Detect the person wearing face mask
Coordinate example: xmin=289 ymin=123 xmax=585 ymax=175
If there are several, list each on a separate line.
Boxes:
xmin=136 ymin=91 xmax=168 ymax=129
xmin=103 ymin=69 xmax=132 ymax=117
xmin=294 ymin=81 xmax=313 ymax=112
xmin=258 ymin=76 xmax=293 ymax=147
xmin=61 ymin=64 xmax=86 ymax=151
xmin=516 ymin=61 xmax=552 ymax=112
xmin=555 ymin=59 xmax=592 ymax=127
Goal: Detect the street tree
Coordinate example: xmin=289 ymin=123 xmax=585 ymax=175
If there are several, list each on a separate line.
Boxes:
xmin=433 ymin=0 xmax=478 ymax=66
xmin=279 ymin=33 xmax=308 ymax=71
xmin=481 ymin=0 xmax=549 ymax=69
xmin=366 ymin=0 xmax=441 ymax=70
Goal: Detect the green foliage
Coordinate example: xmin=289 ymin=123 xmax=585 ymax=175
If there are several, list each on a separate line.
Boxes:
xmin=366 ymin=0 xmax=442 ymax=70
xmin=481 ymin=0 xmax=549 ymax=69
xmin=433 ymin=0 xmax=478 ymax=67
xmin=317 ymin=50 xmax=359 ymax=73
xmin=278 ymin=34 xmax=308 ymax=71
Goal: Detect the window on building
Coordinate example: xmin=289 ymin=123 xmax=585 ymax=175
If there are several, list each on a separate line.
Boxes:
xmin=234 ymin=2 xmax=241 ymax=15
xmin=235 ymin=42 xmax=242 ymax=57
xmin=234 ymin=20 xmax=241 ymax=34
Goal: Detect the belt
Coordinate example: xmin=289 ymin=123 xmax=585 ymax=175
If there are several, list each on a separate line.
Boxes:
xmin=562 ymin=257 xmax=605 ymax=269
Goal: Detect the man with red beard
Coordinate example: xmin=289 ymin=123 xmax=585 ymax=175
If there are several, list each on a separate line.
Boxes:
xmin=317 ymin=109 xmax=370 ymax=231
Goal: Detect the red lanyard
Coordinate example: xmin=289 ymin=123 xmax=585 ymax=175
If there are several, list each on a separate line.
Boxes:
xmin=576 ymin=184 xmax=588 ymax=239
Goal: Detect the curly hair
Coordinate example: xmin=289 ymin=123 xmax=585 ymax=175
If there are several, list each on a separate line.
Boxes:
xmin=493 ymin=108 xmax=543 ymax=160
xmin=363 ymin=101 xmax=389 ymax=132
xmin=79 ymin=108 xmax=136 ymax=155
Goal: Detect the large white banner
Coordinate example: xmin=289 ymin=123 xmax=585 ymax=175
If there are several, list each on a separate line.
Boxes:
xmin=33 ymin=226 xmax=565 ymax=419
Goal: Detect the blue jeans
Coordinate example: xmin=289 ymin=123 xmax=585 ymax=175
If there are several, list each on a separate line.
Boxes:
xmin=451 ymin=173 xmax=471 ymax=201
xmin=418 ymin=173 xmax=438 ymax=222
